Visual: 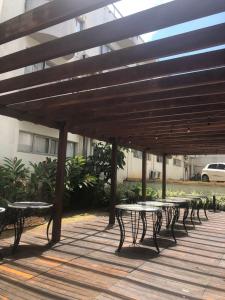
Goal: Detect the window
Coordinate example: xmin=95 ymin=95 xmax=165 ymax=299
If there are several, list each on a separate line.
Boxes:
xmin=147 ymin=153 xmax=151 ymax=161
xmin=157 ymin=156 xmax=163 ymax=163
xmin=75 ymin=18 xmax=84 ymax=32
xmin=101 ymin=45 xmax=112 ymax=54
xmin=218 ymin=164 xmax=225 ymax=170
xmin=18 ymin=131 xmax=77 ymax=157
xmin=25 ymin=61 xmax=50 ymax=74
xmin=133 ymin=150 xmax=142 ymax=159
xmin=49 ymin=139 xmax=58 ymax=156
xmin=18 ymin=132 xmax=33 ymax=153
xmin=67 ymin=142 xmax=76 ymax=157
xmin=33 ymin=135 xmax=49 ymax=154
xmin=173 ymin=158 xmax=182 ymax=167
xmin=208 ymin=164 xmax=218 ymax=169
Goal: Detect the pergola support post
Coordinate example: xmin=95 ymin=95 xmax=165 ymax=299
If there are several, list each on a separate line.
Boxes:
xmin=52 ymin=123 xmax=68 ymax=243
xmin=109 ymin=138 xmax=118 ymax=226
xmin=162 ymin=154 xmax=167 ymax=199
xmin=142 ymin=150 xmax=147 ymax=201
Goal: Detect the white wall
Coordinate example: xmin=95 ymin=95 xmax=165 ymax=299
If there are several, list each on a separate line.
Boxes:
xmin=117 ymin=152 xmax=185 ymax=183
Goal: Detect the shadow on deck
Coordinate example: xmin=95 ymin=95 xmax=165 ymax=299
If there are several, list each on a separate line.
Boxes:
xmin=0 ymin=211 xmax=225 ymax=299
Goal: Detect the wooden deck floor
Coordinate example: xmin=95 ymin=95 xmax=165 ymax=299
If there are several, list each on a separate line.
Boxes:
xmin=0 ymin=211 xmax=225 ymax=300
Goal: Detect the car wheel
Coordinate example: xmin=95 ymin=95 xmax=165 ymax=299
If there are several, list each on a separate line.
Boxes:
xmin=202 ymin=174 xmax=209 ymax=182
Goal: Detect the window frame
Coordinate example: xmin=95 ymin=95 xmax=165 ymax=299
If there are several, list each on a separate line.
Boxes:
xmin=18 ymin=131 xmax=76 ymax=157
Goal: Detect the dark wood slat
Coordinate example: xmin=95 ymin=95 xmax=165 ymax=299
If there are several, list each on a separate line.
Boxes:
xmin=20 ymin=67 xmax=225 ymax=113
xmin=114 ymin=122 xmax=225 ymax=138
xmin=75 ymin=113 xmax=225 ymax=133
xmin=0 ymin=108 xmax=57 ymax=128
xmin=2 ymin=49 xmax=225 ymax=106
xmin=1 ymin=23 xmax=225 ymax=93
xmin=47 ymin=82 xmax=225 ymax=115
xmin=56 ymin=93 xmax=225 ymax=123
xmin=0 ymin=0 xmax=118 ymax=45
xmin=1 ymin=0 xmax=225 ymax=73
xmin=68 ymin=102 xmax=225 ymax=127
xmin=129 ymin=134 xmax=225 ymax=143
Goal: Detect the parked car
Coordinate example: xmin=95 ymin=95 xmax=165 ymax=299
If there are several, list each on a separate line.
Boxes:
xmin=201 ymin=163 xmax=225 ymax=182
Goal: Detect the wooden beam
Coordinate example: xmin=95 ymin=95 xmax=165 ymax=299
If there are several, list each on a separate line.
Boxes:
xmin=0 ymin=0 xmax=118 ymax=45
xmin=142 ymin=150 xmax=147 ymax=201
xmin=64 ymin=101 xmax=225 ymax=128
xmin=2 ymin=49 xmax=225 ymax=106
xmin=66 ymin=83 xmax=225 ymax=115
xmin=54 ymin=93 xmax=225 ymax=124
xmin=109 ymin=138 xmax=117 ymax=226
xmin=1 ymin=0 xmax=224 ymax=73
xmin=1 ymin=23 xmax=225 ymax=93
xmin=162 ymin=154 xmax=167 ymax=199
xmin=52 ymin=123 xmax=68 ymax=243
xmin=13 ymin=67 xmax=225 ymax=112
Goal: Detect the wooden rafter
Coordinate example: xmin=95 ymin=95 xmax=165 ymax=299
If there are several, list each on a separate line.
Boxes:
xmin=2 ymin=49 xmax=225 ymax=106
xmin=1 ymin=22 xmax=225 ymax=93
xmin=1 ymin=0 xmax=224 ymax=74
xmin=0 ymin=0 xmax=119 ymax=45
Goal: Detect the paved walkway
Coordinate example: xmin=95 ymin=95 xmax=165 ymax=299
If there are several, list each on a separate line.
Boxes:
xmin=0 ymin=211 xmax=225 ymax=299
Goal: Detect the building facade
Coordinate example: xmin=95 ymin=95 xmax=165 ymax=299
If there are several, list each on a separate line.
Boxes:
xmin=0 ymin=0 xmax=189 ymax=182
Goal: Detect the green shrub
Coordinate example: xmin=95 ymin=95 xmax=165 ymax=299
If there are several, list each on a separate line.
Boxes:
xmin=0 ymin=157 xmax=29 ymax=202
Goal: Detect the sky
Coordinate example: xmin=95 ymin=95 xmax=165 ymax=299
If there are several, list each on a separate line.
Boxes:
xmin=114 ymin=0 xmax=225 ymax=54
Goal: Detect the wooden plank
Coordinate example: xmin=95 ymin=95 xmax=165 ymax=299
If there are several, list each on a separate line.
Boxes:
xmin=54 ymin=93 xmax=225 ymax=124
xmin=75 ymin=113 xmax=225 ymax=135
xmin=81 ymin=104 xmax=225 ymax=127
xmin=0 ymin=0 xmax=118 ymax=45
xmin=12 ymin=67 xmax=225 ymax=112
xmin=1 ymin=22 xmax=225 ymax=93
xmin=41 ymin=82 xmax=225 ymax=116
xmin=52 ymin=123 xmax=68 ymax=243
xmin=2 ymin=48 xmax=225 ymax=106
xmin=1 ymin=0 xmax=225 ymax=73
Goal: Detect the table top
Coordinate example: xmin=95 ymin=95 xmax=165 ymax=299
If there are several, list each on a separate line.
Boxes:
xmin=156 ymin=198 xmax=189 ymax=204
xmin=0 ymin=207 xmax=5 ymax=213
xmin=116 ymin=204 xmax=161 ymax=212
xmin=8 ymin=202 xmax=53 ymax=210
xmin=138 ymin=201 xmax=179 ymax=208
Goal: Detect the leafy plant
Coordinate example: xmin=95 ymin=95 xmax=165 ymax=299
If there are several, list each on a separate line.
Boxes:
xmin=28 ymin=158 xmax=57 ymax=203
xmin=0 ymin=157 xmax=29 ymax=202
xmin=66 ymin=156 xmax=97 ymax=192
xmin=87 ymin=142 xmax=126 ymax=184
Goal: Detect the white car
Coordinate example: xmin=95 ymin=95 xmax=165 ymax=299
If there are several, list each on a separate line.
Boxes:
xmin=201 ymin=163 xmax=225 ymax=182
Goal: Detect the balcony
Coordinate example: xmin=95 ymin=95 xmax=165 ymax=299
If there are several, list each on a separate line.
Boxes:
xmin=25 ymin=0 xmax=75 ymax=60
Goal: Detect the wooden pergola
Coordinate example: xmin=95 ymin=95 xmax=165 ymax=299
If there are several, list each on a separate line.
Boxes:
xmin=1 ymin=0 xmax=225 ymax=242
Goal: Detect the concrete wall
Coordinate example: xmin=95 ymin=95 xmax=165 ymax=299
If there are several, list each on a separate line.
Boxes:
xmin=117 ymin=152 xmax=186 ymax=183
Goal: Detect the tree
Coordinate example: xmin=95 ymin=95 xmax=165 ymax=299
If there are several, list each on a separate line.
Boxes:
xmin=87 ymin=142 xmax=126 ymax=184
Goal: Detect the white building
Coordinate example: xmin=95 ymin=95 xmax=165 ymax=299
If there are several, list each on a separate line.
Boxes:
xmin=0 ymin=0 xmax=187 ymax=182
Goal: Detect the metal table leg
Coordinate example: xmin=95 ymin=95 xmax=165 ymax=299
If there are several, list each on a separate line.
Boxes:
xmin=116 ymin=209 xmax=125 ymax=252
xmin=171 ymin=207 xmax=179 ymax=243
xmin=182 ymin=205 xmax=189 ymax=233
xmin=152 ymin=211 xmax=161 ymax=253
xmin=140 ymin=211 xmax=147 ymax=243
xmin=131 ymin=211 xmax=141 ymax=245
xmin=12 ymin=209 xmax=25 ymax=253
